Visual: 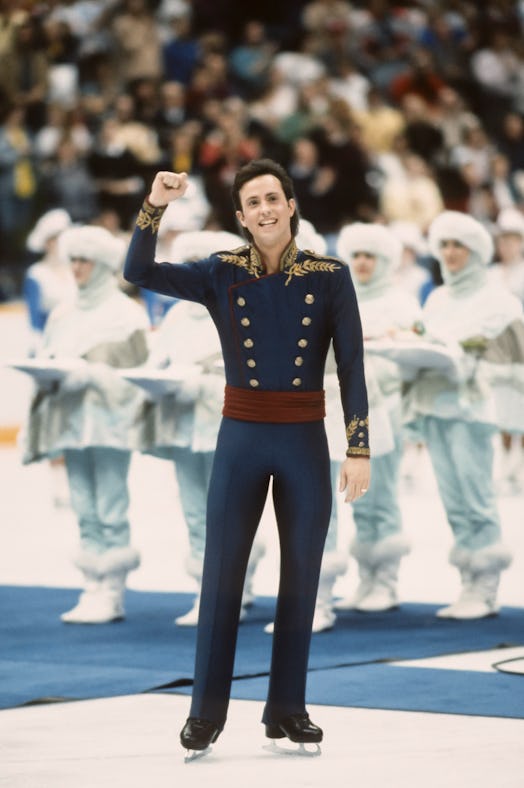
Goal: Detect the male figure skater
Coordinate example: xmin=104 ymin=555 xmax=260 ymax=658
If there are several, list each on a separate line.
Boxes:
xmin=124 ymin=159 xmax=370 ymax=755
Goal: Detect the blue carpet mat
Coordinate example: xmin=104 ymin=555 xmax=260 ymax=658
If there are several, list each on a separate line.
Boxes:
xmin=209 ymin=663 xmax=524 ymax=719
xmin=1 ymin=585 xmax=523 ymax=712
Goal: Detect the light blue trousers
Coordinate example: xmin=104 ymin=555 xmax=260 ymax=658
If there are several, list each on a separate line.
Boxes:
xmin=63 ymin=448 xmax=131 ymax=554
xmin=421 ymin=416 xmax=501 ymax=550
xmin=172 ymin=446 xmax=215 ymax=560
xmin=328 ymin=439 xmax=403 ymax=547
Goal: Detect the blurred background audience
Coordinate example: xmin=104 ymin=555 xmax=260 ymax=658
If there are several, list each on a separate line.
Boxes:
xmin=0 ymin=0 xmax=523 ymax=305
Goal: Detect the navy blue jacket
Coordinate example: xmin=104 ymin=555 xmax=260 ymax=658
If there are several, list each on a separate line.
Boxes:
xmin=124 ymin=200 xmax=369 ymax=457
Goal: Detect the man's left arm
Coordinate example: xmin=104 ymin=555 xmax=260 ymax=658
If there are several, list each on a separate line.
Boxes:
xmin=330 ymin=265 xmax=371 ymax=502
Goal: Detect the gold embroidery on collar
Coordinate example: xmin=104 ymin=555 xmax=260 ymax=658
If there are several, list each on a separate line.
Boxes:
xmin=217 ymin=240 xmax=339 ymax=284
xmin=218 ymin=246 xmax=262 ymax=277
xmin=247 ymin=241 xmax=299 ymax=277
xmin=284 ymin=258 xmax=341 ymax=286
xmin=136 ymin=200 xmax=165 ymax=234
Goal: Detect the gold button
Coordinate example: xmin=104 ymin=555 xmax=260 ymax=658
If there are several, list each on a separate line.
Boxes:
xmin=302 ymin=317 xmax=312 ymax=326
xmin=247 ymin=359 xmax=256 ymax=368
xmin=292 ymin=377 xmax=302 ymax=386
xmin=305 ymin=294 xmax=314 ymax=304
xmin=295 ymin=356 xmax=303 ymax=366
xmin=359 ymin=420 xmax=365 ymax=426
xmin=249 ymin=379 xmax=259 ymax=387
xmin=358 ymin=441 xmax=365 ymax=447
xmin=358 ymin=432 xmax=364 ymax=438
xmin=241 ymin=317 xmax=250 ymax=327
xmin=298 ymin=338 xmax=308 ymax=348
xmin=237 ymin=296 xmax=246 ymax=306
xmin=244 ymin=338 xmax=254 ymax=348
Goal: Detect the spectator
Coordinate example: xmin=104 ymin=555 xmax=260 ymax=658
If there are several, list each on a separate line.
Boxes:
xmin=109 ymin=0 xmax=163 ymax=86
xmin=42 ymin=136 xmax=99 ymax=223
xmin=379 ymin=149 xmax=445 ymax=233
xmin=86 ymin=115 xmax=150 ymax=230
xmin=328 ymin=55 xmax=371 ymax=113
xmin=352 ymin=86 xmax=406 ymax=157
xmin=34 ymin=102 xmax=92 ymax=162
xmin=0 ymin=15 xmax=49 ymax=132
xmin=287 ymin=135 xmax=339 ymax=236
xmin=0 ymin=103 xmax=38 ymax=275
xmin=311 ymin=97 xmax=378 ymax=228
xmin=162 ymin=5 xmax=200 ymax=86
xmin=228 ymin=20 xmax=276 ymax=100
xmin=400 ymin=93 xmax=445 ymax=166
xmin=154 ymin=81 xmax=187 ymax=150
xmin=469 ymin=27 xmax=523 ymax=137
xmin=389 ymin=48 xmax=447 ymax=111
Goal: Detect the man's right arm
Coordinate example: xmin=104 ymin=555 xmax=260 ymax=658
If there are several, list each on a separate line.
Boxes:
xmin=123 ymin=172 xmax=210 ymax=304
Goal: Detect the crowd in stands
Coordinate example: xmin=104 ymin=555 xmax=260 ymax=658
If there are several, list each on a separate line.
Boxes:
xmin=1 ymin=0 xmax=524 ymax=300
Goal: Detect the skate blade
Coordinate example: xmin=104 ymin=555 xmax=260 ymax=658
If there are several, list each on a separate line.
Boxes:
xmin=184 ymin=746 xmax=212 ymax=763
xmin=263 ymin=740 xmax=322 ymax=757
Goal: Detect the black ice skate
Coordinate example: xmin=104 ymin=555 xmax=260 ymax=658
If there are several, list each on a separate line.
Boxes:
xmin=180 ymin=717 xmax=222 ymax=762
xmin=263 ymin=713 xmax=323 ymax=756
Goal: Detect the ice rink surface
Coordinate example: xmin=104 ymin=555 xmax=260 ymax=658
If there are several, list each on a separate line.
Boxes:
xmin=1 ymin=303 xmax=523 ymax=787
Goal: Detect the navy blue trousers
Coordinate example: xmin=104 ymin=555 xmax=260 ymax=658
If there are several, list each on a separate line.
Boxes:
xmin=188 ymin=417 xmax=332 ymax=727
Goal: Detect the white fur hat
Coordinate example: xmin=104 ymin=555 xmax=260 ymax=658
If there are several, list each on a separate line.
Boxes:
xmin=428 ymin=211 xmax=494 ymax=265
xmin=495 ymin=207 xmax=524 ymax=237
xmin=296 ymin=219 xmax=327 ymax=255
xmin=170 ymin=230 xmax=244 ymax=262
xmin=59 ymin=225 xmax=126 ymax=271
xmin=336 ymin=222 xmax=403 ymax=269
xmin=27 ymin=208 xmax=72 ymax=253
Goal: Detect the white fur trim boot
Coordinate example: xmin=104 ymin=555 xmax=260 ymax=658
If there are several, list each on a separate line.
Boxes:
xmin=436 ymin=544 xmax=512 ymax=620
xmin=61 ymin=549 xmax=103 ymax=623
xmin=60 ymin=546 xmax=139 ymax=624
xmin=354 ymin=535 xmax=410 ymax=612
xmin=175 ymin=555 xmax=203 ymax=627
xmin=334 ymin=541 xmax=375 ymax=611
xmin=95 ymin=546 xmax=141 ymax=623
xmin=335 ymin=535 xmax=410 ymax=612
xmin=311 ymin=552 xmax=348 ymax=633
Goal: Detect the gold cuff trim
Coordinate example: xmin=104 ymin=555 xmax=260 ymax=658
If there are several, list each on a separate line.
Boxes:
xmin=136 ymin=200 xmax=166 ymax=234
xmin=346 ymin=447 xmax=371 ymax=458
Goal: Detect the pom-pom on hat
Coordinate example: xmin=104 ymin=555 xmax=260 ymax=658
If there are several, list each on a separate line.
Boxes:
xmin=59 ymin=225 xmax=126 ymax=272
xmin=428 ymin=211 xmax=494 ymax=265
xmin=27 ymin=209 xmax=72 ymax=253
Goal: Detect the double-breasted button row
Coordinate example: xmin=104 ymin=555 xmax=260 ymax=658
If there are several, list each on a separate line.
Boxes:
xmin=237 ymin=297 xmax=257 ymax=382
xmin=237 ymin=293 xmax=316 ymax=390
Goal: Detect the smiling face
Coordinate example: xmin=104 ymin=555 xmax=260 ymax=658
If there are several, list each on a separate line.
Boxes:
xmin=439 ymin=239 xmax=470 ymax=273
xmin=351 ymin=251 xmax=377 ymax=284
xmin=235 ymin=174 xmax=296 ymax=252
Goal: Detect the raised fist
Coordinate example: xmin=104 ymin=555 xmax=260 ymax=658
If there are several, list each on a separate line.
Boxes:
xmin=149 ymin=171 xmax=189 ymax=206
